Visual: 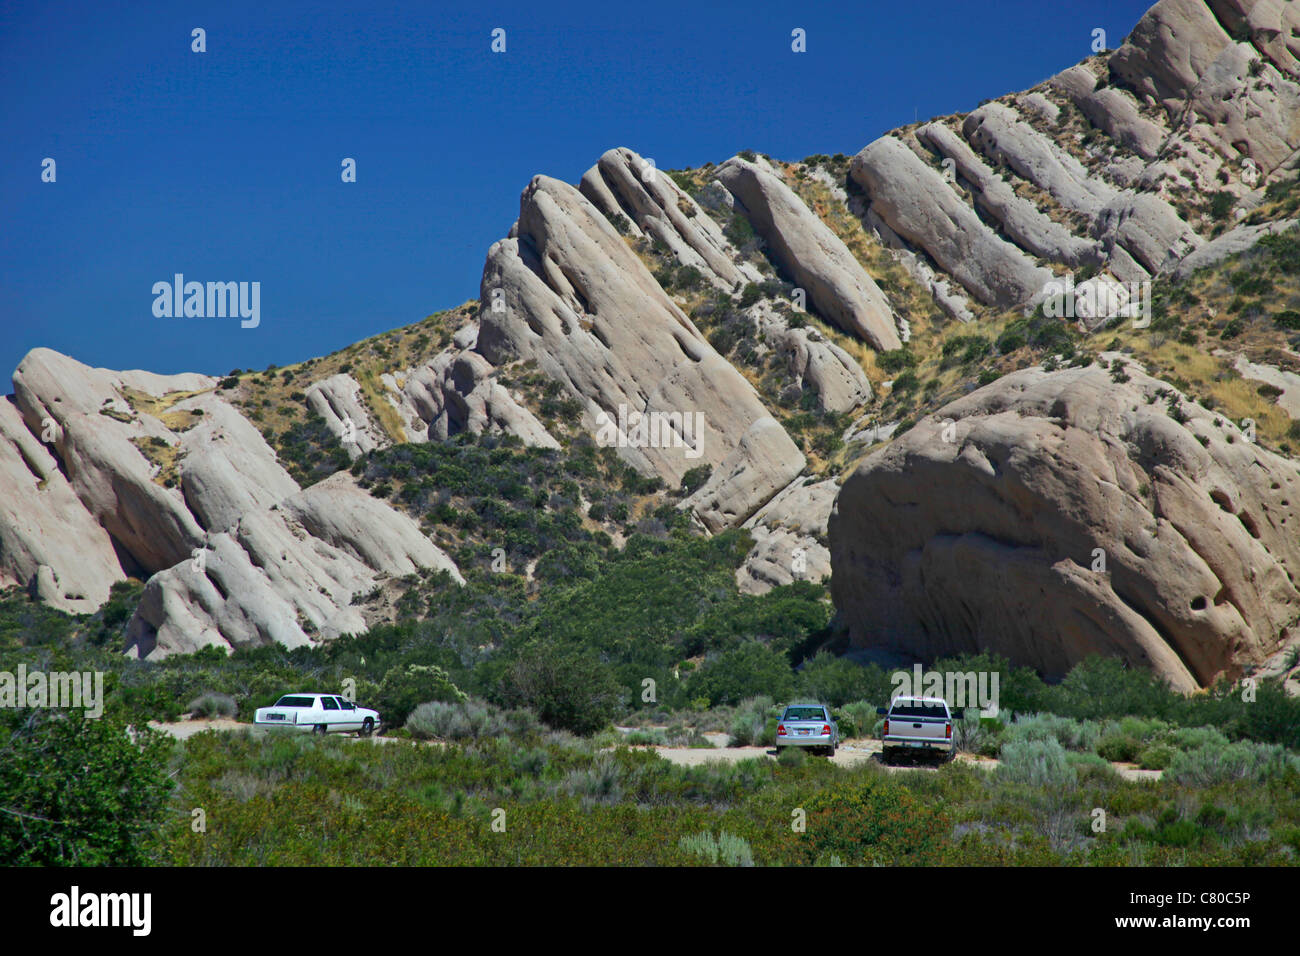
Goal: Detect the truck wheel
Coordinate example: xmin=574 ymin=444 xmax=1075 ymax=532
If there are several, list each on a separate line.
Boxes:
xmin=881 ymin=747 xmax=893 ymax=765
xmin=360 ymin=718 xmax=374 ymax=737
xmin=313 ymin=724 xmax=327 ymax=736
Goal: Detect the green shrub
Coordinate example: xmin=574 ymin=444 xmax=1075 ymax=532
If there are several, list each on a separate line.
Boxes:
xmin=1096 ymin=733 xmax=1142 ymax=763
xmin=499 ymin=642 xmax=624 ymax=736
xmin=690 ymin=642 xmax=794 ymax=706
xmin=0 ymin=711 xmax=173 ymax=865
xmin=186 ymin=692 xmax=237 ymax=718
xmin=1167 ymin=741 xmax=1300 ymax=787
xmin=375 ymin=663 xmax=466 ymax=727
xmin=405 ymin=699 xmax=538 ymax=741
xmin=777 ymin=746 xmax=807 ymax=768
xmin=996 ymin=738 xmax=1077 ymax=787
xmin=1136 ymin=743 xmax=1176 ymax=771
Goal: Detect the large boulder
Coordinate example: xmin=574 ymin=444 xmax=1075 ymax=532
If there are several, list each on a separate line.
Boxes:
xmin=830 ymin=360 xmax=1300 ymax=691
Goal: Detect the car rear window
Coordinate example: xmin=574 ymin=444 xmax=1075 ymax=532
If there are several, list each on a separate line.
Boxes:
xmin=890 ymin=701 xmax=948 ymax=718
xmin=274 ymin=696 xmax=315 ymax=708
xmin=783 ymin=707 xmax=826 ymax=721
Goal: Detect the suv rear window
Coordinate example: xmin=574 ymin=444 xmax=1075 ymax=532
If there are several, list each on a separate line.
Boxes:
xmin=274 ymin=696 xmax=315 ymax=708
xmin=890 ymin=701 xmax=948 ymax=718
xmin=783 ymin=707 xmax=826 ymax=721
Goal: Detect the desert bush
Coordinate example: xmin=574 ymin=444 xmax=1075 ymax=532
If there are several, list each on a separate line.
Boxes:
xmin=186 ymin=692 xmax=237 ymax=719
xmin=728 ymin=696 xmax=777 ymax=747
xmin=777 ymin=746 xmax=807 ymax=768
xmin=1003 ymin=713 xmax=1100 ymax=752
xmin=1168 ymin=725 xmax=1230 ymax=751
xmin=405 ymin=699 xmax=538 ymax=741
xmin=1167 ymin=741 xmax=1300 ymax=787
xmin=996 ymin=738 xmax=1077 ymax=788
xmin=1137 ymin=743 xmax=1177 ymax=771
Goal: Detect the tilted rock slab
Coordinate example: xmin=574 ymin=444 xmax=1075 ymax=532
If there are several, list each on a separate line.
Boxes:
xmin=917 ymin=121 xmax=1100 ymax=266
xmin=476 ymin=174 xmax=804 ymax=531
xmin=1049 ymin=65 xmax=1168 ymax=160
xmin=851 ymin=136 xmax=1052 ymax=308
xmin=830 ymin=361 xmax=1300 ymax=691
xmin=0 ymin=397 xmax=126 ymax=614
xmin=579 ymin=147 xmax=760 ymax=291
xmin=305 ymin=373 xmax=390 ymax=457
xmin=713 ymin=155 xmax=903 ymax=351
xmin=12 ymin=348 xmax=209 ymax=576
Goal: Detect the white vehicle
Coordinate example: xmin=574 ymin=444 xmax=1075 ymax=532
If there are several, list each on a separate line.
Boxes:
xmin=877 ymin=695 xmax=959 ymax=763
xmin=254 ymin=693 xmax=381 ymax=736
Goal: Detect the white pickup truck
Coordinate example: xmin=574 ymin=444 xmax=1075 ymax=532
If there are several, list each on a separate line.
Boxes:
xmin=877 ymin=695 xmax=959 ymax=763
xmin=254 ymin=693 xmax=381 ymax=736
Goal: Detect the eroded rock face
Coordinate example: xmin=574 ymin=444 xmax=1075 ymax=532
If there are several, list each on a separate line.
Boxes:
xmin=851 ymin=136 xmax=1052 ymax=308
xmin=737 ymin=477 xmax=837 ymax=593
xmin=579 ymin=147 xmax=760 ymax=291
xmin=830 ymin=360 xmax=1300 ymax=691
xmin=0 ymin=347 xmax=463 ymax=658
xmin=384 ymin=341 xmax=559 ymax=448
xmin=1110 ymin=0 xmax=1235 ymax=112
xmin=0 ymin=398 xmax=126 ymax=614
xmin=305 ymin=373 xmax=390 ymax=457
xmin=476 ymin=174 xmax=805 ymax=531
xmin=713 ymin=155 xmax=902 ymax=352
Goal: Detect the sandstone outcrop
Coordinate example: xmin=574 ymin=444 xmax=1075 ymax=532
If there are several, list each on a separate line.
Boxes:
xmin=476 ymin=174 xmax=805 ymax=531
xmin=830 ymin=360 xmax=1300 ymax=690
xmin=851 ymin=136 xmax=1053 ymax=308
xmin=713 ymin=155 xmax=902 ymax=351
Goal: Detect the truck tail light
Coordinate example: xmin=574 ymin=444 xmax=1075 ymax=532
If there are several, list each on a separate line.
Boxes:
xmin=883 ymin=719 xmax=890 ymax=736
xmin=945 ymin=722 xmax=952 ymax=738
xmin=777 ymin=724 xmax=787 ymax=736
xmin=822 ymin=724 xmax=832 ymax=735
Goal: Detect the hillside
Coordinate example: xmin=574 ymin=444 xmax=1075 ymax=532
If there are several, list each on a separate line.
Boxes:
xmin=2 ymin=0 xmax=1300 ymax=699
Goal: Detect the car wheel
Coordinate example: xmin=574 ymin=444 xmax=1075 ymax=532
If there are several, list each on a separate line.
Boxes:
xmin=313 ymin=724 xmax=327 ymax=736
xmin=360 ymin=717 xmax=374 ymax=737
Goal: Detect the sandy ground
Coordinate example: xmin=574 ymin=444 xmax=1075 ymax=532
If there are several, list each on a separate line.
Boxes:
xmin=149 ymin=717 xmax=247 ymax=740
xmin=147 ymin=720 xmax=1162 ymax=780
xmin=642 ymin=735 xmax=999 ymax=772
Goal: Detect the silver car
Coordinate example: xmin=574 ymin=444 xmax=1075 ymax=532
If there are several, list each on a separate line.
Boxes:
xmin=775 ymin=703 xmax=839 ymax=756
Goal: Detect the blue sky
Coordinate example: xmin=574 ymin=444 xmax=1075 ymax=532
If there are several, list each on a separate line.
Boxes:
xmin=1 ymin=0 xmax=1155 ymax=381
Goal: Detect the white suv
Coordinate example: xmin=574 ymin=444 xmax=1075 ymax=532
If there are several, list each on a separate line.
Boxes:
xmin=254 ymin=693 xmax=381 ymax=736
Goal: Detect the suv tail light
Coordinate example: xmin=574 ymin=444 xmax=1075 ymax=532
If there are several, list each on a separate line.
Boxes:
xmin=945 ymin=722 xmax=952 ymax=738
xmin=777 ymin=724 xmax=787 ymax=736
